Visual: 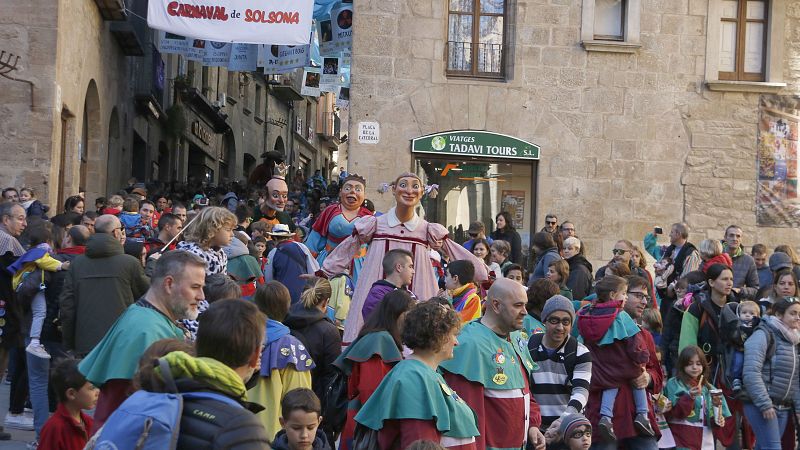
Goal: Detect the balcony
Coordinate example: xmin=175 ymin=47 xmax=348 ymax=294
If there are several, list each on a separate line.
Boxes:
xmin=134 ymin=45 xmax=167 ymax=121
xmin=269 ymin=77 xmax=304 ymax=102
xmin=93 ymin=0 xmax=126 ymax=20
xmin=110 ymin=21 xmax=145 ymax=56
xmin=446 ymin=41 xmax=505 ymax=79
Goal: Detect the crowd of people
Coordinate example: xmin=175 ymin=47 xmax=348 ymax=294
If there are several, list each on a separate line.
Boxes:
xmin=0 ymin=168 xmax=799 ymax=450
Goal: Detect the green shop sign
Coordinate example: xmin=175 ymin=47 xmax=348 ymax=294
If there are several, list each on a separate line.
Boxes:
xmin=411 ymin=130 xmax=540 ymax=160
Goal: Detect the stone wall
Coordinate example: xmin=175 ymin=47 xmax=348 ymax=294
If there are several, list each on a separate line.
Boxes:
xmin=349 ymin=0 xmax=800 ymax=267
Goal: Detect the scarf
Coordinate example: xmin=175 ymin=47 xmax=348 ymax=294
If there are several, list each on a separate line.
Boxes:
xmin=157 ymin=351 xmax=247 ymax=401
xmin=767 ymin=316 xmax=800 ymax=346
xmin=722 ymin=243 xmax=744 ymax=259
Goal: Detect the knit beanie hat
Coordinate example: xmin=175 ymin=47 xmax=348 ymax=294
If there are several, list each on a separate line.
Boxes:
xmin=559 ymin=413 xmax=591 ymax=440
xmin=769 ymin=252 xmax=793 ymax=272
xmin=541 ymin=295 xmax=574 ymax=322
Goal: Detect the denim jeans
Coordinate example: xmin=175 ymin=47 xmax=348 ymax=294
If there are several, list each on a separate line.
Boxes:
xmin=590 ymin=436 xmax=658 ymax=450
xmin=742 ymin=402 xmax=789 ymax=450
xmin=26 ymin=338 xmax=66 ymax=437
xmin=600 ymin=387 xmax=649 ymax=417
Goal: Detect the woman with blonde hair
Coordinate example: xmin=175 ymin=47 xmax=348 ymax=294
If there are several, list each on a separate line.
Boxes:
xmin=284 ymin=277 xmax=342 ymax=439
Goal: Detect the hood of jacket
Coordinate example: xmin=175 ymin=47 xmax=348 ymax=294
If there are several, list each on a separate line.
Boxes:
xmin=285 ymin=303 xmax=330 ymax=330
xmin=266 ymin=319 xmax=291 ymax=345
xmin=567 ymin=254 xmax=593 ymax=273
xmin=577 ymin=301 xmax=622 ymax=342
xmin=271 ymin=428 xmax=331 ymax=450
xmin=85 ymin=233 xmax=124 ymax=259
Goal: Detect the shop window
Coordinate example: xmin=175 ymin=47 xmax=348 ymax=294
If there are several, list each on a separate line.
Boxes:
xmin=446 ymin=0 xmax=507 ymax=79
xmin=705 ymin=0 xmax=787 ymax=93
xmin=580 ymin=0 xmax=641 ymax=53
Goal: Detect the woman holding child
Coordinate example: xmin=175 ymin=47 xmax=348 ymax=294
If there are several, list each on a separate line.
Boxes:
xmin=741 ymin=296 xmax=800 ymax=449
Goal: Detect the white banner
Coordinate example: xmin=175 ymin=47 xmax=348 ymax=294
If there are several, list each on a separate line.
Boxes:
xmin=318 ymin=3 xmax=352 ymax=56
xmin=148 ymin=0 xmax=314 ymax=45
xmin=300 ymin=67 xmax=320 ymax=97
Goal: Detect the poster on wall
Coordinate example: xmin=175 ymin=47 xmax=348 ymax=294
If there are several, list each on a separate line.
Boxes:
xmin=501 ymin=190 xmax=526 ymax=230
xmin=757 ymin=95 xmax=800 ymax=227
xmin=147 ymin=0 xmax=315 ymax=45
xmin=300 ymin=67 xmax=321 ymax=96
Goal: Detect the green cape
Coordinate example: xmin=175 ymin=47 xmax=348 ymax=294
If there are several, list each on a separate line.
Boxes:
xmin=522 ymin=314 xmax=545 ymax=339
xmin=439 ymin=320 xmax=535 ymax=389
xmin=334 ymin=331 xmax=402 ymax=375
xmin=355 ymin=359 xmax=479 ymax=438
xmin=79 ymin=304 xmax=185 ymax=386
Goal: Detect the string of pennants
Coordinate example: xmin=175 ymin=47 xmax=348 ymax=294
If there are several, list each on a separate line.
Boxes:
xmin=150 ymin=0 xmax=352 ymax=107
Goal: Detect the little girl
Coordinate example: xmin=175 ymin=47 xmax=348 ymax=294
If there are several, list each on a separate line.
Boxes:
xmin=662 ymin=345 xmax=733 ymax=450
xmin=547 ymin=259 xmax=574 ymax=300
xmin=576 ymin=275 xmax=654 ymax=441
xmin=175 ymin=206 xmax=237 ymax=338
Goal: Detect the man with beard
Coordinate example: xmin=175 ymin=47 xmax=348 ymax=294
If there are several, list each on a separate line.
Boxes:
xmin=78 ymin=250 xmax=206 ymax=432
xmin=305 ymin=174 xmax=372 ymax=282
xmin=259 ymin=163 xmax=295 ymax=230
xmin=439 ymin=279 xmax=546 ymax=450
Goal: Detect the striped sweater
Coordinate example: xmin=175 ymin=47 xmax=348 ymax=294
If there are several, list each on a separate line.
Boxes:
xmin=528 ymin=336 xmax=592 ymax=429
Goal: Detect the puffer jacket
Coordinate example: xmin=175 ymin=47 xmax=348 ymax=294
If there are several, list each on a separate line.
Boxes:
xmin=742 ymin=316 xmax=800 ymax=412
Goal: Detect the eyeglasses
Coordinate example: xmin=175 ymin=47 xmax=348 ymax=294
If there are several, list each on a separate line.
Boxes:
xmin=612 ymin=249 xmax=629 ymax=255
xmin=570 ymin=430 xmax=592 ymax=439
xmin=546 ymin=317 xmax=572 ymax=327
xmin=628 ymin=291 xmax=651 ymax=301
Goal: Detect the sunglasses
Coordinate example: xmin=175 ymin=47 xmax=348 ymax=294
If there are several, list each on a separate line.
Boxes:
xmin=546 ymin=317 xmax=572 ymax=326
xmin=546 ymin=221 xmax=557 ymax=225
xmin=612 ymin=249 xmax=629 ymax=255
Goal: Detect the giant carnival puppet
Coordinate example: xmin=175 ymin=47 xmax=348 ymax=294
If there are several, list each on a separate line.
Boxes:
xmin=305 ymin=173 xmax=372 ymax=282
xmin=321 ymin=172 xmax=489 ymax=345
xmin=259 ymin=163 xmax=295 ymax=229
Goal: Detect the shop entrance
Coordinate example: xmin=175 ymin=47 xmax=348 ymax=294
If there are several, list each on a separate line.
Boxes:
xmin=411 ymin=131 xmax=540 ymax=255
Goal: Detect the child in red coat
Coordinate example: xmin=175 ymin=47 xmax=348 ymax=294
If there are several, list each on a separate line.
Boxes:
xmin=576 ymin=275 xmax=655 ymax=442
xmin=38 ymin=358 xmax=98 ymax=450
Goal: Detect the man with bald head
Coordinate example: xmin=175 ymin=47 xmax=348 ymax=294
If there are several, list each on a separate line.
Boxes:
xmin=59 ymin=215 xmax=149 ymax=355
xmin=440 ymin=278 xmax=546 ymax=450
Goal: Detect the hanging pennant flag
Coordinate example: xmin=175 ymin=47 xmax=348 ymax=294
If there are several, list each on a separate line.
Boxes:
xmin=186 ymin=39 xmax=207 ymax=61
xmin=228 ymin=43 xmax=259 ymax=71
xmin=320 ymin=56 xmax=342 ymax=93
xmin=336 ymin=86 xmax=349 ymax=109
xmin=300 ymin=67 xmax=321 ymax=97
xmin=261 ymin=44 xmax=311 ymax=74
xmin=147 ymin=0 xmax=314 ymax=45
xmin=159 ymin=31 xmax=189 ymax=55
xmin=319 ymin=3 xmax=352 ymax=56
xmin=203 ymin=41 xmax=232 ymax=67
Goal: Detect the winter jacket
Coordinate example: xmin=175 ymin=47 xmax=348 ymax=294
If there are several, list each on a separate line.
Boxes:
xmin=678 ymin=287 xmax=738 ymax=385
xmin=284 ymin=304 xmax=342 ymax=403
xmin=725 ymin=245 xmax=759 ymax=300
xmin=566 ymin=254 xmax=593 ymax=300
xmin=529 ymin=247 xmax=561 ymax=284
xmin=59 ymin=233 xmax=149 ymax=354
xmin=272 ymin=429 xmax=332 ymax=450
xmin=221 ymin=192 xmax=239 ymax=212
xmin=22 ymin=200 xmax=48 ymax=219
xmin=41 ymin=248 xmax=84 ymax=343
xmin=490 ymin=228 xmax=522 ymax=264
xmin=157 ymin=351 xmax=271 ymax=450
xmin=265 ymin=241 xmax=314 ymax=304
xmin=576 ymin=302 xmax=649 ymax=388
xmin=361 ymin=280 xmax=399 ymax=320
xmin=742 ymin=316 xmax=800 ymax=412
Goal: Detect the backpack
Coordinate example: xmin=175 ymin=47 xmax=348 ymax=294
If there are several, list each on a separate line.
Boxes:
xmin=319 ymin=365 xmax=348 ymax=433
xmin=528 ymin=333 xmax=579 ymax=384
xmin=89 ymin=359 xmax=242 ymax=450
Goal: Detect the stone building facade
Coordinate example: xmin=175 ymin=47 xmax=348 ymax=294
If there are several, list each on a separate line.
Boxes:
xmin=348 ymin=0 xmax=800 ymax=265
xmin=0 ymin=0 xmax=340 ymax=210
